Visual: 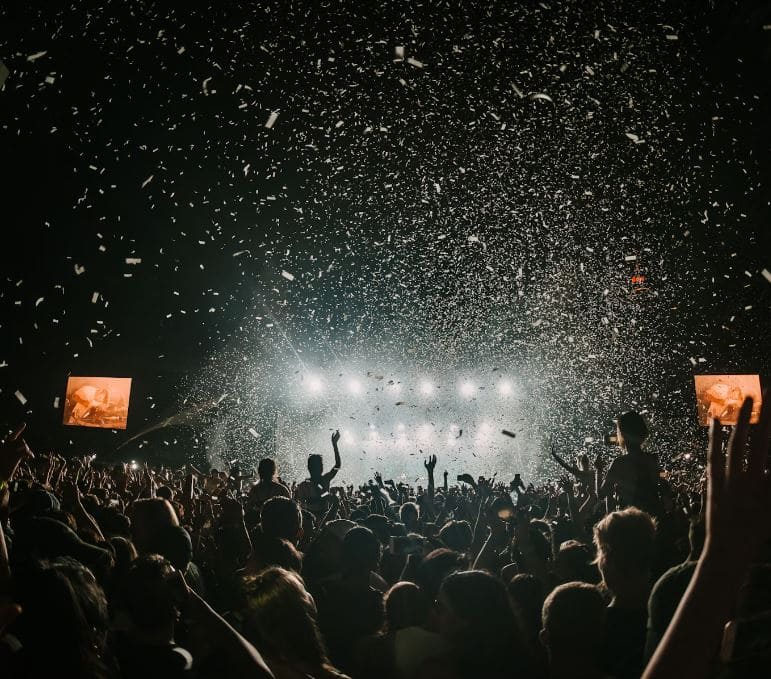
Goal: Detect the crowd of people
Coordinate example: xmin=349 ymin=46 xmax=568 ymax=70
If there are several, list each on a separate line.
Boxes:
xmin=0 ymin=396 xmax=769 ymax=678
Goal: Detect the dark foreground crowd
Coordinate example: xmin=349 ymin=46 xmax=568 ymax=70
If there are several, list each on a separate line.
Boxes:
xmin=0 ymin=398 xmax=769 ymax=679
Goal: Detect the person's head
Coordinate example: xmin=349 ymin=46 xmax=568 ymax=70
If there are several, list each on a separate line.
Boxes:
xmin=156 ymin=485 xmax=174 ymax=502
xmin=507 ymin=573 xmax=545 ymax=641
xmin=342 ymin=525 xmax=381 ymax=574
xmin=385 ymin=581 xmax=430 ymax=631
xmin=118 ymin=554 xmax=180 ymax=643
xmin=307 ymin=454 xmax=323 ymax=478
xmin=540 ymin=582 xmax=606 ymax=664
xmin=145 ymin=525 xmax=193 ymax=572
xmin=594 ymin=508 xmax=656 ymax=601
xmin=400 ymin=501 xmax=419 ymax=527
xmin=439 ymin=520 xmax=473 ymax=553
xmin=554 ymin=540 xmax=599 ymax=584
xmin=12 ymin=557 xmax=112 ymax=678
xmin=131 ymin=498 xmax=179 ymax=554
xmin=260 ymin=496 xmax=303 ymax=544
xmin=415 ymin=548 xmax=466 ymax=601
xmin=248 ymin=535 xmax=303 ymax=573
xmin=242 ymin=567 xmax=332 ymax=673
xmin=616 ymin=411 xmax=649 ymax=451
xmin=437 ymin=570 xmax=520 ymax=674
xmin=258 ymin=458 xmax=277 ymax=482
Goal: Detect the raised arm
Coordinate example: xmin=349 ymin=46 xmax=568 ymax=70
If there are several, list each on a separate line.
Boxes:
xmin=550 ymin=444 xmax=583 ymax=478
xmin=642 ymin=397 xmax=771 ymax=679
xmin=331 ymin=429 xmax=342 ymax=470
xmin=424 ymin=454 xmax=437 ymax=500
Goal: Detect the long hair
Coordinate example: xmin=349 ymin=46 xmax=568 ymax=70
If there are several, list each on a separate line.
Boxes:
xmin=12 ymin=558 xmax=114 ymax=678
xmin=241 ymin=567 xmax=338 ymax=675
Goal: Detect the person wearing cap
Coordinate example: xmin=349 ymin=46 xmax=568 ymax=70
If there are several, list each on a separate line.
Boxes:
xmin=598 ymin=411 xmax=661 ymax=515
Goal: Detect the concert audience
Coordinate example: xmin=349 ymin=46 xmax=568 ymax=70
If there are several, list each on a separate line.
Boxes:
xmin=0 ymin=399 xmax=768 ymax=678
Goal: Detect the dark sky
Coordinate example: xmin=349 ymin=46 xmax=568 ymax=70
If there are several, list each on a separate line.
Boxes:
xmin=1 ymin=0 xmax=769 ymax=475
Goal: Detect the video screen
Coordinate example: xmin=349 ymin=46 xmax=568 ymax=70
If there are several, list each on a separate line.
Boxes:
xmin=63 ymin=376 xmax=132 ymax=430
xmin=693 ymin=374 xmax=762 ymax=426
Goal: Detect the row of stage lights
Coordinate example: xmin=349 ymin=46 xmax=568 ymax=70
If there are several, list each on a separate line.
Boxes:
xmin=302 ymin=375 xmax=514 ymax=398
xmin=329 ymin=421 xmax=502 ymax=448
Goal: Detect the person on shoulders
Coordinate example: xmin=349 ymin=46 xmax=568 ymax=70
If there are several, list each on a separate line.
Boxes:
xmin=295 ymin=431 xmax=342 ymax=515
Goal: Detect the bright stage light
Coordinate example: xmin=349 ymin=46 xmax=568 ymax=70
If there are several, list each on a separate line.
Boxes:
xmin=459 ymin=381 xmax=475 ymax=398
xmin=396 ymin=423 xmax=405 ymax=432
xmin=348 ymin=378 xmax=362 ymax=394
xmin=306 ymin=376 xmax=323 ymax=393
xmin=341 ymin=430 xmax=356 ymax=444
xmin=498 ymin=380 xmax=512 ymax=396
xmin=420 ymin=381 xmax=434 ymax=395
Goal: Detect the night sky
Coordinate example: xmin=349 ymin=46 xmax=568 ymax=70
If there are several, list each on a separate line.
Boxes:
xmin=1 ymin=0 xmax=770 ymax=482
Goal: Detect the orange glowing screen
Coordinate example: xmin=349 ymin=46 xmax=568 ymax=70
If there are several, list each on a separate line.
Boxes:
xmin=63 ymin=376 xmax=132 ymax=430
xmin=693 ymin=374 xmax=762 ymax=427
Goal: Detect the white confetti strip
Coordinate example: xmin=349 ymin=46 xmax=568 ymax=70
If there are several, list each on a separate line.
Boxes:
xmin=125 ymin=257 xmax=142 ymax=265
xmin=248 ymin=427 xmax=260 ymax=440
xmin=265 ymin=111 xmax=279 ymax=128
xmin=14 ymin=390 xmax=27 ymax=405
xmin=53 ymin=396 xmax=60 ymax=409
xmin=26 ymin=50 xmax=48 ymax=62
xmin=761 ymin=269 xmax=771 ymax=283
xmin=141 ymin=175 xmax=154 ymax=189
xmin=281 ymin=270 xmax=295 ymax=281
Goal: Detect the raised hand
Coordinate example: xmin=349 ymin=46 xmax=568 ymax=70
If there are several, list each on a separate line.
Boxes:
xmin=423 ymin=454 xmax=437 ymax=472
xmin=704 ymin=396 xmax=771 ymax=569
xmin=331 ymin=429 xmax=341 ymax=447
xmin=0 ymin=423 xmax=34 ymax=484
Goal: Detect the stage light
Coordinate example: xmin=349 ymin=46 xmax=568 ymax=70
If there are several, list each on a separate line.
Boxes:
xmin=348 ymin=378 xmax=362 ymax=394
xmin=341 ymin=429 xmax=356 ymax=444
xmin=459 ymin=381 xmax=475 ymax=398
xmin=420 ymin=381 xmax=434 ymax=395
xmin=396 ymin=423 xmax=405 ymax=432
xmin=498 ymin=380 xmax=512 ymax=396
xmin=306 ymin=376 xmax=323 ymax=393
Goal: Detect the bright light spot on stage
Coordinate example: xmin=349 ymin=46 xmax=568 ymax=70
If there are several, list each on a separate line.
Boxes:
xmin=416 ymin=423 xmax=433 ymax=442
xmin=420 ymin=381 xmax=434 ymax=395
xmin=476 ymin=422 xmax=492 ymax=445
xmin=498 ymin=380 xmax=513 ymax=396
xmin=341 ymin=430 xmax=356 ymax=444
xmin=396 ymin=423 xmax=405 ymax=432
xmin=446 ymin=424 xmax=459 ymax=446
xmin=459 ymin=381 xmax=476 ymax=398
xmin=347 ymin=378 xmax=362 ymax=394
xmin=305 ymin=376 xmax=323 ymax=393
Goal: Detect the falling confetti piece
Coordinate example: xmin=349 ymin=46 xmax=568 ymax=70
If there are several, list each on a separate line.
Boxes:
xmin=53 ymin=396 xmax=60 ymax=409
xmin=265 ymin=111 xmax=279 ymax=128
xmin=528 ymin=92 xmax=553 ymax=103
xmin=0 ymin=61 xmax=8 ymax=87
xmin=281 ymin=270 xmax=295 ymax=281
xmin=761 ymin=269 xmax=771 ymax=284
xmin=26 ymin=50 xmax=47 ymax=62
xmin=14 ymin=390 xmax=27 ymax=405
xmin=125 ymin=258 xmax=142 ymax=265
xmin=248 ymin=427 xmax=260 ymax=439
xmin=141 ymin=175 xmax=154 ymax=188
xmin=501 ymin=430 xmax=517 ymax=438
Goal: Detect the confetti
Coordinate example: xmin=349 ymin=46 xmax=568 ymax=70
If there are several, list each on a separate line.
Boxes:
xmin=14 ymin=390 xmax=27 ymax=405
xmin=26 ymin=50 xmax=47 ymax=62
xmin=265 ymin=111 xmax=279 ymax=128
xmin=281 ymin=270 xmax=295 ymax=281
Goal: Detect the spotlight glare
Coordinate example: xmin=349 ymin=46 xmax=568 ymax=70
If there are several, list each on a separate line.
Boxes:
xmin=459 ymin=381 xmax=475 ymax=398
xmin=420 ymin=381 xmax=434 ymax=395
xmin=498 ymin=380 xmax=513 ymax=396
xmin=306 ymin=376 xmax=323 ymax=393
xmin=348 ymin=379 xmax=362 ymax=394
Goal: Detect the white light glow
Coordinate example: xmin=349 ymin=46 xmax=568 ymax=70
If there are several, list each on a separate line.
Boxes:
xmin=498 ymin=380 xmax=513 ymax=396
xmin=348 ymin=379 xmax=362 ymax=394
xmin=306 ymin=376 xmax=323 ymax=393
xmin=420 ymin=381 xmax=434 ymax=395
xmin=459 ymin=381 xmax=475 ymax=397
